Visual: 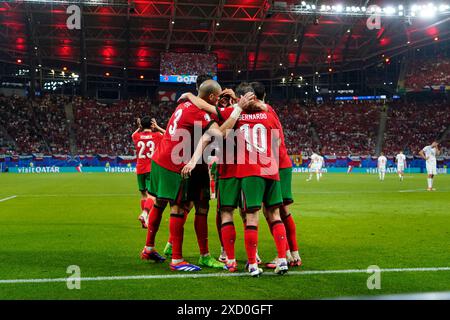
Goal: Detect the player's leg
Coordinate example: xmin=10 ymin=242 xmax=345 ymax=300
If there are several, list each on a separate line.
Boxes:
xmin=168 ymin=202 xmax=201 ymax=271
xmin=213 ymin=178 xmax=227 ymax=262
xmin=266 ymin=207 xmax=289 ymax=275
xmin=263 ymin=179 xmax=288 ymax=275
xmin=137 ymin=173 xmax=150 ymax=228
xmin=195 ymin=200 xmax=224 ymax=268
xmin=426 ymin=163 xmax=437 ymax=191
xmin=280 ymin=205 xmax=301 ymax=266
xmin=266 ymin=167 xmax=299 ymax=268
xmin=142 ymin=197 xmax=168 ymax=263
xmin=164 ymin=202 xmax=190 ymax=257
xmin=307 ymin=167 xmax=313 ymax=181
xmin=240 ymin=176 xmax=265 ymax=277
xmin=316 ymin=168 xmax=320 ymax=181
xmin=218 ymin=177 xmax=241 ymax=272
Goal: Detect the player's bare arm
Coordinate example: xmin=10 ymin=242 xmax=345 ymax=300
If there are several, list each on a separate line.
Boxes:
xmin=419 ymin=150 xmax=427 ymax=160
xmin=181 ymin=123 xmax=223 ymax=178
xmin=132 ymin=118 xmax=142 ymax=136
xmin=151 ymin=118 xmax=166 ymax=134
xmin=179 ymin=91 xmax=259 ymax=115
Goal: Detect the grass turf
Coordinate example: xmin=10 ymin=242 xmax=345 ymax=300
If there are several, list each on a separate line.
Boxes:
xmin=0 ymin=172 xmax=449 ymax=299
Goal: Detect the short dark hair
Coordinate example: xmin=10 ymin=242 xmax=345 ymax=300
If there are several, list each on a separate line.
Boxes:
xmin=196 ymin=74 xmax=213 ymax=90
xmin=141 ymin=116 xmax=151 ymax=129
xmin=250 ymin=82 xmax=266 ymax=100
xmin=235 ymin=82 xmax=255 ymax=97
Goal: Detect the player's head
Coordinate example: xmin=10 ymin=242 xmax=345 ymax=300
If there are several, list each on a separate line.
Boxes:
xmin=198 ymin=79 xmax=222 ymax=105
xmin=250 ymin=82 xmax=266 ymax=101
xmin=140 ymin=116 xmax=152 ymax=130
xmin=196 ymin=74 xmax=213 ymax=92
xmin=431 ymin=141 xmax=439 ymax=147
xmin=399 ymin=150 xmax=403 ymax=154
xmin=380 ymin=152 xmax=384 ymax=156
xmin=235 ymin=82 xmax=255 ymax=97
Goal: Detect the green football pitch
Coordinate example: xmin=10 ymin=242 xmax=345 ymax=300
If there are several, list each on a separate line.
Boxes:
xmin=0 ymin=172 xmax=449 ymax=299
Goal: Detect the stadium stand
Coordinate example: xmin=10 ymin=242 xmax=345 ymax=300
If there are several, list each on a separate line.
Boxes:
xmin=404 ymin=57 xmax=450 ymax=91
xmin=0 ymin=94 xmax=448 ymax=157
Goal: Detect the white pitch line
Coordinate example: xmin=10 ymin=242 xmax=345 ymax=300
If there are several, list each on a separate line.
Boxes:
xmin=0 ymin=195 xmax=17 ymax=202
xmin=1 ymin=267 xmax=450 ymax=285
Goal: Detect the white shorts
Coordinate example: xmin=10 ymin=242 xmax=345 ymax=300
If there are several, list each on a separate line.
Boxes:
xmin=397 ymin=165 xmax=404 ymax=172
xmin=426 ymin=162 xmax=437 ymax=175
xmin=378 ymin=167 xmax=386 ymax=173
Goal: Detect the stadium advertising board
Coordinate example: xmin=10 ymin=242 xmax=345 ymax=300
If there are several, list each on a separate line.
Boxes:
xmin=8 ymin=167 xmax=447 ymax=174
xmin=9 ymin=167 xmax=137 ymax=174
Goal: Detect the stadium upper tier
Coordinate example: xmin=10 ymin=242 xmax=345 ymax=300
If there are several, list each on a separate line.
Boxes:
xmin=0 ymin=95 xmax=449 ymax=157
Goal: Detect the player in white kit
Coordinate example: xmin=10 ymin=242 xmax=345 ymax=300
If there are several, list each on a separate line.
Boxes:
xmin=318 ymin=155 xmax=325 ymax=180
xmin=395 ymin=151 xmax=407 ymax=181
xmin=419 ymin=141 xmax=440 ymax=191
xmin=377 ymin=152 xmax=387 ymax=181
xmin=307 ymin=152 xmax=322 ymax=181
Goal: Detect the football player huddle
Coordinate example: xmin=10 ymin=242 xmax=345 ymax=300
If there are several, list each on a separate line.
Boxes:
xmin=132 ymin=76 xmax=302 ymax=277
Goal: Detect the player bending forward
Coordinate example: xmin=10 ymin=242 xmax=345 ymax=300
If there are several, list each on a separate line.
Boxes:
xmin=395 ymin=151 xmax=407 ymax=181
xmin=419 ymin=141 xmax=440 ymax=191
xmin=132 ymin=116 xmax=163 ymax=228
xmin=377 ymin=152 xmax=387 ymax=181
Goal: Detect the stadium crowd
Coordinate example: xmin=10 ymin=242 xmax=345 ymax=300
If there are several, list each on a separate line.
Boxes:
xmin=160 ymin=52 xmax=217 ymax=77
xmin=383 ymin=100 xmax=450 ymax=155
xmin=404 ymin=57 xmax=450 ymax=90
xmin=0 ymin=94 xmax=448 ymax=157
xmin=304 ymin=101 xmax=380 ymax=156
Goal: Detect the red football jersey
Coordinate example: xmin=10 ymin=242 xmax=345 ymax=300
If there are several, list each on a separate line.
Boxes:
xmin=132 ymin=131 xmax=163 ymax=174
xmin=212 ymin=106 xmax=236 ymax=179
xmin=152 ymin=101 xmax=215 ymax=173
xmin=267 ymin=104 xmax=292 ymax=169
xmin=217 ymin=107 xmax=281 ymax=180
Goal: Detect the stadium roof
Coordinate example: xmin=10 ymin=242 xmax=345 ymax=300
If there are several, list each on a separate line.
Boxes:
xmin=1 ymin=0 xmax=449 ymax=82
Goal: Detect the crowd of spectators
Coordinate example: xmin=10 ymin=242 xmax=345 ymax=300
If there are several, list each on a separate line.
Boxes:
xmin=160 ymin=52 xmax=217 ymax=77
xmin=1 ymin=94 xmax=448 ymax=157
xmin=301 ymin=101 xmax=380 ymax=156
xmin=383 ymin=100 xmax=450 ymax=156
xmin=0 ymin=95 xmax=49 ymax=154
xmin=404 ymin=57 xmax=450 ymax=90
xmin=72 ymin=97 xmax=173 ymax=155
xmin=33 ymin=95 xmax=71 ymax=154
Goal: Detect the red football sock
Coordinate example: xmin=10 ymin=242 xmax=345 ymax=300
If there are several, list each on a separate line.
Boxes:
xmin=194 ymin=214 xmax=209 ymax=255
xmin=168 ymin=209 xmax=189 ymax=244
xmin=169 ymin=213 xmax=186 ymax=260
xmin=221 ymin=222 xmax=236 ymax=260
xmin=283 ymin=214 xmax=298 ymax=252
xmin=140 ymin=199 xmax=146 ymax=211
xmin=145 ymin=205 xmax=164 ymax=247
xmin=216 ymin=212 xmax=223 ymax=247
xmin=143 ymin=197 xmax=154 ymax=213
xmin=210 ymin=179 xmax=215 ymax=194
xmin=244 ymin=226 xmax=258 ymax=264
xmin=271 ymin=221 xmax=287 ymax=259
